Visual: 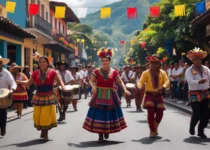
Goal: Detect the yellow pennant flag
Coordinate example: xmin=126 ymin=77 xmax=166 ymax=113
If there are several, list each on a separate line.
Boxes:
xmin=105 ymin=41 xmax=108 ymax=45
xmin=100 ymin=8 xmax=111 ymax=19
xmin=174 ymin=5 xmax=185 ymax=17
xmin=81 ymin=39 xmax=85 ymax=43
xmin=77 ymin=38 xmax=81 ymax=42
xmin=92 ymin=40 xmax=95 ymax=44
xmin=130 ymin=40 xmax=135 ymax=46
xmin=55 ymin=6 xmax=66 ymax=18
xmin=6 ymin=1 xmax=16 ymax=13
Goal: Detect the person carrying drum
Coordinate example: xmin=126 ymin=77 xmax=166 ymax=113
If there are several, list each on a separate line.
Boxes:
xmin=84 ymin=64 xmax=92 ymax=97
xmin=138 ymin=54 xmax=169 ymax=138
xmin=132 ymin=64 xmax=145 ymax=112
xmin=55 ymin=61 xmax=74 ymax=121
xmin=0 ymin=56 xmax=17 ymax=136
xmin=121 ymin=65 xmax=134 ymax=107
xmin=10 ymin=63 xmax=28 ymax=119
xmin=70 ymin=65 xmax=82 ymax=111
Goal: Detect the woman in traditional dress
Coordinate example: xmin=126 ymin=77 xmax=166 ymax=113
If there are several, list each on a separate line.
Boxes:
xmin=70 ymin=65 xmax=82 ymax=111
xmin=11 ymin=63 xmax=28 ymax=119
xmin=16 ymin=56 xmax=66 ymax=141
xmin=83 ymin=48 xmax=130 ymax=143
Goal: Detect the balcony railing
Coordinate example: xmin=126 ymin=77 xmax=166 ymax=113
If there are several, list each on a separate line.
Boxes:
xmin=26 ymin=15 xmax=52 ymax=37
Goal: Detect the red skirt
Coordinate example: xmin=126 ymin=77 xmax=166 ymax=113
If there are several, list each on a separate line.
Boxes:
xmin=143 ymin=93 xmax=166 ymax=110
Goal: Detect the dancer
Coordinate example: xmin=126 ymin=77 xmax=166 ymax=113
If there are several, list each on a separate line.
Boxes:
xmin=185 ymin=47 xmax=210 ymax=138
xmin=0 ymin=56 xmax=17 ymax=136
xmin=138 ymin=54 xmax=169 ymax=138
xmin=83 ymin=48 xmax=130 ymax=143
xmin=17 ymin=56 xmax=66 ymax=141
xmin=11 ymin=63 xmax=28 ymax=119
xmin=55 ymin=60 xmax=74 ymax=121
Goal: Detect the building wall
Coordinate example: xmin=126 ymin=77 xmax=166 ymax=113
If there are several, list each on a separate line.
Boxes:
xmin=0 ymin=4 xmax=7 ymax=18
xmin=206 ymin=1 xmax=210 ymax=10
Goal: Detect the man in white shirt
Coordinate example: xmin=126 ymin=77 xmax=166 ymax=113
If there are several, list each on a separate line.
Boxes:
xmin=167 ymin=62 xmax=174 ymax=99
xmin=185 ymin=48 xmax=210 ymax=138
xmin=0 ymin=56 xmax=17 ymax=136
xmin=55 ymin=61 xmax=74 ymax=122
xmin=121 ymin=65 xmax=134 ymax=107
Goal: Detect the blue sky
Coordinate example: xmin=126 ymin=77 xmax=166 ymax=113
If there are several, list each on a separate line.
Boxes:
xmin=53 ymin=0 xmax=121 ymax=14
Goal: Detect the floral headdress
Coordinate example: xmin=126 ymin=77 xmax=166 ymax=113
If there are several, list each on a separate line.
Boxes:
xmin=187 ymin=47 xmax=207 ymax=60
xmin=146 ymin=54 xmax=167 ymax=63
xmin=97 ymin=47 xmax=113 ymax=59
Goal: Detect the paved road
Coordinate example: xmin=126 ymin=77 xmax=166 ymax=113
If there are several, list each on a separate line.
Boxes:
xmin=0 ymin=97 xmax=210 ymax=150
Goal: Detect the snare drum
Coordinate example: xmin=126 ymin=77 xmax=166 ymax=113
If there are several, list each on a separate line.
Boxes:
xmin=125 ymin=83 xmax=135 ymax=99
xmin=0 ymin=88 xmax=12 ymax=109
xmin=72 ymin=84 xmax=80 ymax=100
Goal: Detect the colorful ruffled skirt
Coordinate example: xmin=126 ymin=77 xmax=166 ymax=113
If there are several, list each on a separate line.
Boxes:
xmin=83 ymin=90 xmax=127 ymax=134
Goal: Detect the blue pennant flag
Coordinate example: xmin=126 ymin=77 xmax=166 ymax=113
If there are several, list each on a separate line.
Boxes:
xmin=196 ymin=2 xmax=206 ymax=15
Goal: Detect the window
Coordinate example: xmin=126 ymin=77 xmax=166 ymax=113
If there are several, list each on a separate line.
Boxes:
xmin=63 ymin=25 xmax=65 ymax=34
xmin=46 ymin=12 xmax=48 ymax=22
xmin=41 ymin=4 xmax=44 ymax=18
xmin=37 ymin=0 xmax=40 ymax=15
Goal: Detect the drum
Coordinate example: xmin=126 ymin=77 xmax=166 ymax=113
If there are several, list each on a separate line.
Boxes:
xmin=59 ymin=85 xmax=74 ymax=99
xmin=0 ymin=88 xmax=12 ymax=109
xmin=125 ymin=83 xmax=135 ymax=99
xmin=72 ymin=84 xmax=80 ymax=100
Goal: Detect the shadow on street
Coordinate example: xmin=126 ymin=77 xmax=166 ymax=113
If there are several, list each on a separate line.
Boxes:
xmin=68 ymin=140 xmax=125 ymax=148
xmin=0 ymin=139 xmax=49 ymax=148
xmin=183 ymin=136 xmax=210 ymax=145
xmin=132 ymin=136 xmax=171 ymax=144
xmin=126 ymin=111 xmax=144 ymax=113
xmin=136 ymin=120 xmax=147 ymax=124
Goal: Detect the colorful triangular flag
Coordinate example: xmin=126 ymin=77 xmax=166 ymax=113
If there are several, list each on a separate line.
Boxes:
xmin=127 ymin=7 xmax=138 ymax=19
xmin=29 ymin=4 xmax=39 ymax=15
xmin=78 ymin=8 xmax=88 ymax=18
xmin=120 ymin=40 xmax=125 ymax=46
xmin=174 ymin=5 xmax=186 ymax=17
xmin=150 ymin=6 xmax=160 ymax=18
xmin=55 ymin=6 xmax=66 ymax=18
xmin=130 ymin=40 xmax=135 ymax=46
xmin=6 ymin=1 xmax=16 ymax=13
xmin=77 ymin=38 xmax=81 ymax=42
xmin=100 ymin=8 xmax=111 ymax=19
xmin=105 ymin=41 xmax=108 ymax=45
xmin=81 ymin=39 xmax=85 ymax=43
xmin=196 ymin=2 xmax=206 ymax=15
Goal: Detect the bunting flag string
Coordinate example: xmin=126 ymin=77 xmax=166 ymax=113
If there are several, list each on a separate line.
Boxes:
xmin=100 ymin=8 xmax=111 ymax=19
xmin=6 ymin=1 xmax=16 ymax=13
xmin=127 ymin=7 xmax=138 ymax=19
xmin=196 ymin=2 xmax=206 ymax=15
xmin=120 ymin=40 xmax=125 ymax=45
xmin=29 ymin=4 xmax=39 ymax=15
xmin=174 ymin=5 xmax=186 ymax=17
xmin=150 ymin=6 xmax=160 ymax=18
xmin=77 ymin=8 xmax=88 ymax=18
xmin=55 ymin=6 xmax=66 ymax=18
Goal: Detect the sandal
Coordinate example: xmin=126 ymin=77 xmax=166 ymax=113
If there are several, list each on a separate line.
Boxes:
xmin=104 ymin=134 xmax=109 ymax=139
xmin=98 ymin=134 xmax=103 ymax=143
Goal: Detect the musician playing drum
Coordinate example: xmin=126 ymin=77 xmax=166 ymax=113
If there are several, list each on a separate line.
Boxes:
xmin=0 ymin=56 xmax=17 ymax=136
xmin=55 ymin=61 xmax=74 ymax=122
xmin=121 ymin=65 xmax=134 ymax=107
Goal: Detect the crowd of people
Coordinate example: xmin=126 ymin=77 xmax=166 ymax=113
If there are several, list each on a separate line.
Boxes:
xmin=0 ymin=47 xmax=210 ymax=143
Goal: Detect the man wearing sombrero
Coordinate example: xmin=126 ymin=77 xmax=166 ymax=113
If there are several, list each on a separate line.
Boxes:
xmin=0 ymin=56 xmax=17 ymax=136
xmin=138 ymin=54 xmax=169 ymax=138
xmin=55 ymin=60 xmax=74 ymax=121
xmin=185 ymin=47 xmax=210 ymax=138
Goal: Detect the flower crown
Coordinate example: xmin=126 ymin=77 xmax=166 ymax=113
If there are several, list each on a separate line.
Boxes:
xmin=97 ymin=47 xmax=113 ymax=58
xmin=146 ymin=54 xmax=167 ymax=63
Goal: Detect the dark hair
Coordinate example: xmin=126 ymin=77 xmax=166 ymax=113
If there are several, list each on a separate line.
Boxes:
xmin=39 ymin=56 xmax=50 ymax=65
xmin=101 ymin=57 xmax=111 ymax=61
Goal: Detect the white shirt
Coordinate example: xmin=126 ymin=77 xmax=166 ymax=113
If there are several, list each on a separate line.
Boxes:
xmin=185 ymin=65 xmax=210 ymax=91
xmin=121 ymin=71 xmax=133 ymax=82
xmin=0 ymin=68 xmax=17 ymax=90
xmin=172 ymin=67 xmax=184 ymax=81
xmin=131 ymin=72 xmax=140 ymax=85
xmin=72 ymin=72 xmax=82 ymax=81
xmin=79 ymin=70 xmax=86 ymax=78
xmin=56 ymin=70 xmax=74 ymax=84
xmin=167 ymin=68 xmax=174 ymax=81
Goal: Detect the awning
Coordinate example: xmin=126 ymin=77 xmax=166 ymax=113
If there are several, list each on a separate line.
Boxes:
xmin=192 ymin=9 xmax=210 ymax=26
xmin=44 ymin=43 xmax=74 ymax=53
xmin=0 ymin=16 xmax=36 ymax=39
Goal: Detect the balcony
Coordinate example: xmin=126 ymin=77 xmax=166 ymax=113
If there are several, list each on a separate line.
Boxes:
xmin=26 ymin=15 xmax=52 ymax=42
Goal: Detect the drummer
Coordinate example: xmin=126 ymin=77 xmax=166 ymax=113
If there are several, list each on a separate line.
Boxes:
xmin=70 ymin=65 xmax=82 ymax=111
xmin=55 ymin=60 xmax=74 ymax=121
xmin=0 ymin=56 xmax=17 ymax=136
xmin=132 ymin=64 xmax=145 ymax=112
xmin=121 ymin=65 xmax=134 ymax=107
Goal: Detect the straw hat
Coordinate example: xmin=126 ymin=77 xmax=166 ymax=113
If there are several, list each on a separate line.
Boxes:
xmin=54 ymin=60 xmax=69 ymax=68
xmin=0 ymin=56 xmax=10 ymax=65
xmin=10 ymin=63 xmax=24 ymax=70
xmin=0 ymin=88 xmax=10 ymax=98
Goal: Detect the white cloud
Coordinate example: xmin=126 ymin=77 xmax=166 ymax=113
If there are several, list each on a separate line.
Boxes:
xmin=52 ymin=0 xmax=121 ymax=14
